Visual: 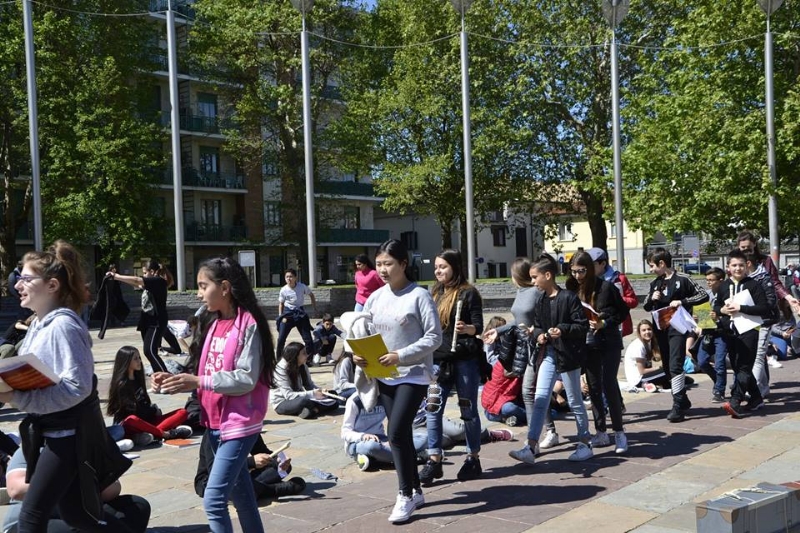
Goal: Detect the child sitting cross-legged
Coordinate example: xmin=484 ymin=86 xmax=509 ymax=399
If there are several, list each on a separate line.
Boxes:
xmin=107 ymin=346 xmax=193 ymax=447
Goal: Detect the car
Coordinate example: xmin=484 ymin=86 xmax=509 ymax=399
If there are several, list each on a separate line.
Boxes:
xmin=683 ymin=262 xmax=712 ymax=274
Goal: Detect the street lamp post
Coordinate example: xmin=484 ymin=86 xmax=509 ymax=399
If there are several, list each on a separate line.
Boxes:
xmin=602 ymin=0 xmax=629 ymax=271
xmin=756 ymin=0 xmax=784 ymax=264
xmin=166 ymin=0 xmax=186 ymax=290
xmin=22 ymin=0 xmax=43 ymax=250
xmin=290 ymin=0 xmax=317 ymax=287
xmin=450 ymin=0 xmax=476 ymax=283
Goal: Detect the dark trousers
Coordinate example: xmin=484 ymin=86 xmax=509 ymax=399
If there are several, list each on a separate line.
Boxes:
xmin=727 ymin=329 xmax=761 ymax=405
xmin=140 ymin=326 xmax=168 ymax=374
xmin=585 ymin=345 xmax=625 ymax=433
xmin=656 ymin=328 xmax=690 ymax=405
xmin=274 ymin=396 xmax=338 ymax=418
xmin=378 ymin=381 xmax=426 ymax=497
xmin=276 ymin=314 xmax=315 ymax=359
xmin=161 ymin=329 xmax=182 ymax=354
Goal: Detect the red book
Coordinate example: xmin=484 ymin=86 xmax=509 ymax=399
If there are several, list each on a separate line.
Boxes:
xmin=0 ymin=354 xmax=60 ymax=392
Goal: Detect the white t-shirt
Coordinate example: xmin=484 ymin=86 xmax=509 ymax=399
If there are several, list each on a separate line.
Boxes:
xmin=624 ymin=338 xmax=649 ymax=387
xmin=279 ymin=282 xmax=312 ymax=310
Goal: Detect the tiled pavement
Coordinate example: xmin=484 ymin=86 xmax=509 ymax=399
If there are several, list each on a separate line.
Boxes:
xmin=1 ymin=308 xmax=799 ymax=532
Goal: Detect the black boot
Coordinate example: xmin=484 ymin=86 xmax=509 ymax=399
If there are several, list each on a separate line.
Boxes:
xmin=259 ymin=477 xmax=307 ymax=499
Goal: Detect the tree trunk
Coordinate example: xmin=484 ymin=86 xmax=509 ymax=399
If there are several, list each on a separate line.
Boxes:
xmin=582 ymin=190 xmax=608 ymax=251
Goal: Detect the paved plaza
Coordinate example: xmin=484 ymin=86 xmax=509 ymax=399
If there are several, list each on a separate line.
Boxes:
xmin=1 ymin=308 xmax=800 ymax=532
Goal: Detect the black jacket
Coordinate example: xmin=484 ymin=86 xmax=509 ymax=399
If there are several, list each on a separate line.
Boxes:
xmin=583 ymin=278 xmax=626 ymax=350
xmin=496 ymin=325 xmax=531 ymax=377
xmin=433 ymin=285 xmax=484 ymax=362
xmin=643 ymin=272 xmax=709 ymax=314
xmin=713 ymin=277 xmax=771 ymax=334
xmin=532 ymin=288 xmax=588 ymax=373
xmin=90 ymin=276 xmax=130 ymax=339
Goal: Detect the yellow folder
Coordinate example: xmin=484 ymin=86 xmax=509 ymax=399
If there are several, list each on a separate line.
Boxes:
xmin=694 ymin=301 xmax=716 ymax=330
xmin=346 ymin=334 xmax=399 ymax=379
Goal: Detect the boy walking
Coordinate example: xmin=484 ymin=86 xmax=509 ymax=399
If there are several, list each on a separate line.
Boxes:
xmin=643 ymin=248 xmax=709 ymax=422
xmin=696 ymin=267 xmax=728 ymax=403
xmin=715 ymin=250 xmax=771 ymax=418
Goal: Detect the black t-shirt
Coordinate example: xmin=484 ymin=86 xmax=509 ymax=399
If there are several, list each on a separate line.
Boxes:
xmin=137 ymin=276 xmax=168 ymax=330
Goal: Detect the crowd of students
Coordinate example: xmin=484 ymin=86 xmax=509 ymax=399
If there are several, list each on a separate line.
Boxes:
xmin=3 ymin=230 xmax=800 ymax=531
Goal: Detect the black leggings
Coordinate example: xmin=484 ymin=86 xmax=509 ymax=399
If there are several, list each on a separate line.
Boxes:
xmin=161 ymin=329 xmax=183 ymax=355
xmin=38 ymin=495 xmax=151 ymax=533
xmin=585 ymin=345 xmax=625 ymax=433
xmin=18 ymin=436 xmax=136 ymax=533
xmin=141 ymin=326 xmax=168 ymax=374
xmin=274 ymin=396 xmax=338 ymax=418
xmin=378 ymin=381 xmax=426 ymax=497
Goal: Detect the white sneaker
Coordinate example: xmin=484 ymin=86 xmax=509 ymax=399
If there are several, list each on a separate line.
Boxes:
xmin=614 ymin=431 xmax=628 ymax=454
xmin=539 ymin=430 xmax=559 ymax=449
xmin=313 ymin=354 xmax=321 ymax=366
xmin=768 ymin=356 xmax=783 ymax=369
xmin=357 ymin=454 xmax=370 ymax=471
xmin=412 ymin=488 xmax=424 ymax=509
xmin=388 ymin=493 xmax=415 ymax=523
xmin=116 ymin=439 xmax=134 ymax=452
xmin=568 ymin=442 xmax=593 ymax=462
xmin=509 ymin=444 xmax=536 ymax=465
xmin=591 ymin=431 xmax=612 ymax=448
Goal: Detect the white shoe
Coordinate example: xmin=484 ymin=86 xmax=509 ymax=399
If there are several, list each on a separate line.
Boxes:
xmin=768 ymin=356 xmax=783 ymax=369
xmin=509 ymin=444 xmax=537 ymax=465
xmin=313 ymin=354 xmax=321 ymax=366
xmin=568 ymin=442 xmax=593 ymax=462
xmin=614 ymin=431 xmax=628 ymax=454
xmin=388 ymin=493 xmax=415 ymax=523
xmin=539 ymin=430 xmax=559 ymax=449
xmin=591 ymin=432 xmax=612 ymax=448
xmin=412 ymin=488 xmax=425 ymax=509
xmin=116 ymin=439 xmax=134 ymax=452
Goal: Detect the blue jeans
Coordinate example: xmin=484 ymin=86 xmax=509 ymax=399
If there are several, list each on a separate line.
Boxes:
xmin=526 ymin=347 xmax=589 ymax=444
xmin=347 ymin=439 xmax=394 ymax=464
xmin=484 ymin=402 xmax=527 ymax=425
xmin=107 ymin=424 xmax=125 ymax=442
xmin=204 ymin=431 xmax=263 ymax=533
xmin=426 ymin=358 xmax=481 ymax=456
xmin=354 ymin=302 xmax=365 ymax=312
xmin=697 ymin=334 xmax=727 ymax=395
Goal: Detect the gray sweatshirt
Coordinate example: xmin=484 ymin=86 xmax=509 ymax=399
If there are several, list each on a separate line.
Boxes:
xmin=363 ymin=282 xmax=442 ymax=386
xmin=12 ymin=308 xmax=93 ymax=415
xmin=270 ymin=358 xmax=317 ymax=410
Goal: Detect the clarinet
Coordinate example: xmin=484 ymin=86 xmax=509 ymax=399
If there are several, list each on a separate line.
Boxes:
xmin=451 ymin=299 xmax=464 ymax=353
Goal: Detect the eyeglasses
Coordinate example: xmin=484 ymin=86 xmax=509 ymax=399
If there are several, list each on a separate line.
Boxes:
xmin=570 ymin=268 xmax=588 ymax=275
xmin=18 ymin=275 xmax=44 ymax=285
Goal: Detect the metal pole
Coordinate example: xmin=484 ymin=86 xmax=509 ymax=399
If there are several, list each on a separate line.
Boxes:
xmin=460 ymin=20 xmax=476 ymax=283
xmin=167 ymin=0 xmax=186 ymax=290
xmin=301 ymin=18 xmax=317 ymax=288
xmin=23 ymin=0 xmax=43 ymax=250
xmin=765 ymin=18 xmax=780 ymax=264
xmin=611 ymin=26 xmax=625 ymax=271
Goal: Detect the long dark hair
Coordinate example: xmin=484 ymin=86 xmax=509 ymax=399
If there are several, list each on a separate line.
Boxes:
xmin=355 ymin=254 xmax=374 ymax=270
xmin=376 ymin=239 xmax=413 ymax=281
xmin=566 ymin=251 xmax=598 ymax=305
xmin=431 ymin=249 xmax=471 ymax=330
xmin=197 ymin=257 xmax=276 ymax=386
xmin=282 ymin=341 xmax=306 ymax=390
xmin=107 ymin=345 xmax=146 ymax=417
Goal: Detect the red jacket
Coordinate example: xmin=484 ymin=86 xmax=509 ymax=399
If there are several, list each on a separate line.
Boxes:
xmin=603 ymin=267 xmax=638 ymax=336
xmin=481 ymin=362 xmax=522 ymax=416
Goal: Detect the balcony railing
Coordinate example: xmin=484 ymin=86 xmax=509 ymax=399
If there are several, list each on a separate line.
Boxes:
xmin=158 ymin=168 xmax=246 ymax=190
xmin=317 ymin=228 xmax=389 ymax=244
xmin=149 ymin=0 xmax=195 ymax=19
xmin=316 ymin=181 xmax=377 ymax=198
xmin=182 ymin=223 xmax=248 ymax=242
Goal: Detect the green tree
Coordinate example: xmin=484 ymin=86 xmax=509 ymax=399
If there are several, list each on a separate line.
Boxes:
xmin=1 ymin=0 xmax=165 ymax=289
xmin=622 ymin=2 xmax=800 ymax=241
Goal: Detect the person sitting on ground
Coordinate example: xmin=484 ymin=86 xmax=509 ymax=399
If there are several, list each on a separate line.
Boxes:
xmin=332 ymin=351 xmax=356 ymax=404
xmin=194 ymin=431 xmax=305 ymax=501
xmin=623 ymin=320 xmax=669 ymax=392
xmin=0 ymin=315 xmax=33 ymax=360
xmin=107 ymin=345 xmax=193 ymax=447
xmin=271 ymin=342 xmax=338 ymax=419
xmin=411 ymin=398 xmax=512 ymax=456
xmin=3 ymin=447 xmax=151 ymax=533
xmin=481 ymin=359 xmax=526 ymax=427
xmin=312 ymin=313 xmax=343 ymax=366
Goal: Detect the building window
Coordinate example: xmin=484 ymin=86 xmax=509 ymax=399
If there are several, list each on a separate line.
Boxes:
xmin=486 ymin=210 xmax=503 ymax=223
xmin=491 ymin=225 xmax=506 ymax=247
xmin=609 ymin=222 xmax=617 ymax=239
xmin=343 ymin=206 xmax=360 ymax=229
xmin=265 ymin=202 xmax=281 ymax=227
xmin=558 ymin=222 xmax=573 ymax=241
xmin=197 ymin=93 xmax=218 ymax=118
xmin=201 ymin=200 xmax=221 ymax=226
xmin=199 ymin=146 xmax=220 ymax=177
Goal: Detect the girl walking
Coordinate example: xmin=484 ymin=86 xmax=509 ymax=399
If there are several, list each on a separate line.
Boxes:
xmin=355 ymin=239 xmax=442 ymax=523
xmin=156 ymin=257 xmax=276 ymax=533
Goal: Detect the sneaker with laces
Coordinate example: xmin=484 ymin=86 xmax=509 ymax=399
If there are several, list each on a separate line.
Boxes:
xmin=357 ymin=454 xmax=371 ymax=471
xmin=711 ymin=391 xmax=725 ymax=403
xmin=614 ymin=431 xmax=628 ymax=454
xmin=266 ymin=477 xmax=306 ymax=499
xmin=419 ymin=459 xmax=443 ymax=485
xmin=131 ymin=432 xmax=154 ymax=447
xmin=116 ymin=439 xmax=134 ymax=452
xmin=590 ymin=432 xmax=612 ymax=448
xmin=313 ymin=354 xmax=321 ymax=366
xmin=170 ymin=425 xmax=193 ymax=439
xmin=456 ymin=456 xmax=482 ymax=481
xmin=568 ymin=442 xmax=593 ymax=462
xmin=505 ymin=415 xmax=517 ymax=427
xmin=509 ymin=444 xmax=536 ymax=465
xmin=539 ymin=430 xmax=559 ymax=449
xmin=768 ymin=356 xmax=783 ymax=369
xmin=412 ymin=488 xmax=424 ymax=509
xmin=388 ymin=493 xmax=415 ymax=523
xmin=745 ymin=397 xmax=765 ymax=412
xmin=489 ymin=429 xmax=513 ymax=442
